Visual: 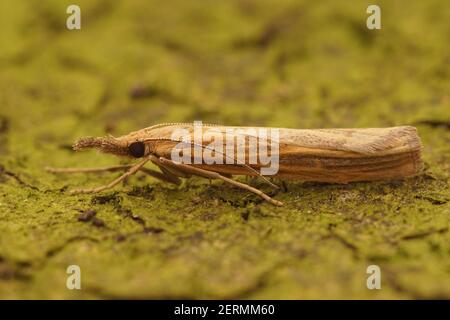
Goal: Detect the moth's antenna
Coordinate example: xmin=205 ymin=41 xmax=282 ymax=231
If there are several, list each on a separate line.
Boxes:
xmin=144 ymin=122 xmax=223 ymax=132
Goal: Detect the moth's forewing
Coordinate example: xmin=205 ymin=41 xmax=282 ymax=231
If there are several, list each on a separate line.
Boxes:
xmin=142 ymin=124 xmax=422 ymax=183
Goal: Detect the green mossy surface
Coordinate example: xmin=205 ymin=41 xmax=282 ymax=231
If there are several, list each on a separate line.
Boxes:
xmin=1 ymin=0 xmax=450 ymax=299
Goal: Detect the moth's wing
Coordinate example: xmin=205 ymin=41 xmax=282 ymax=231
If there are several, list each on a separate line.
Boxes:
xmin=198 ymin=125 xmax=423 ymax=158
xmin=132 ymin=124 xmax=423 ymax=182
xmin=138 ymin=124 xmax=422 ymax=155
xmin=276 ymin=126 xmax=422 ymax=156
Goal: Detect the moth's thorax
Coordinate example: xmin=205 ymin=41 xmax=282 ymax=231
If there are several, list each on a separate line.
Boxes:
xmin=147 ymin=139 xmax=178 ymax=158
xmin=143 ymin=140 xmax=158 ymax=156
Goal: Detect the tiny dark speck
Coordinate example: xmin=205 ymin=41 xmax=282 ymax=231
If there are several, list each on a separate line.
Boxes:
xmin=144 ymin=227 xmax=165 ymax=234
xmin=91 ymin=217 xmax=106 ymax=228
xmin=78 ymin=209 xmax=96 ymax=222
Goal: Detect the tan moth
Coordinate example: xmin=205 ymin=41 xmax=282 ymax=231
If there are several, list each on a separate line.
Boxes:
xmin=46 ymin=123 xmax=423 ymax=206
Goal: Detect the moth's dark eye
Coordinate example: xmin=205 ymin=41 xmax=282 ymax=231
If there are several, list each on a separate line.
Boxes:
xmin=128 ymin=142 xmax=145 ymax=158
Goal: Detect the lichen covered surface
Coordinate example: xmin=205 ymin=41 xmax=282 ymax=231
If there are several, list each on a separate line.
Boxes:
xmin=0 ymin=0 xmax=450 ymax=299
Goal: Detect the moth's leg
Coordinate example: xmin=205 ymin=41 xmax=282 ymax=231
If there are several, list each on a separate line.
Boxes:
xmin=140 ymin=167 xmax=181 ymax=185
xmin=69 ymin=157 xmax=150 ymax=194
xmin=46 ymin=164 xmax=179 ymax=185
xmin=45 ymin=165 xmax=132 ymax=174
xmin=149 ymin=155 xmax=191 ymax=178
xmin=158 ymin=157 xmax=283 ymax=206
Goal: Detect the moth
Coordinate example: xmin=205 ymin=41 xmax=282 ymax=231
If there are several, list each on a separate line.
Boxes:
xmin=46 ymin=123 xmax=423 ymax=206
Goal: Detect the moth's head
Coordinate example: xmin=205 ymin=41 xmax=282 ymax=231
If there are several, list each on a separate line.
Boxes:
xmin=73 ymin=136 xmax=149 ymax=158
